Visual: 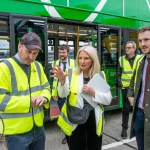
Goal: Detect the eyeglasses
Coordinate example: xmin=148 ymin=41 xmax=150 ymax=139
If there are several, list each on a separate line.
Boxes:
xmin=126 ymin=47 xmax=134 ymax=49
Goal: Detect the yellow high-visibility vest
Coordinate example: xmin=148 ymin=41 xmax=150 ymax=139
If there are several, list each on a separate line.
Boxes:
xmin=51 ymin=59 xmax=75 ymax=97
xmin=0 ymin=58 xmax=51 ymax=135
xmin=134 ymin=54 xmax=145 ymax=91
xmin=57 ymin=71 xmax=105 ymax=136
xmin=119 ymin=55 xmax=142 ymax=87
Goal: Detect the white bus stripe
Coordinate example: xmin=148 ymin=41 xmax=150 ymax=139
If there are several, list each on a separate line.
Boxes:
xmin=41 ymin=0 xmax=62 ymax=18
xmin=146 ymin=0 xmax=150 ymax=10
xmin=102 ymin=137 xmax=136 ymax=150
xmin=84 ymin=0 xmax=107 ymax=22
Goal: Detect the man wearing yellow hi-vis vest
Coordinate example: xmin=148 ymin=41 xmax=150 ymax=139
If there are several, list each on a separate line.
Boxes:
xmin=0 ymin=32 xmax=51 ymax=150
xmin=117 ymin=41 xmax=142 ymax=139
xmin=51 ymin=44 xmax=75 ymax=144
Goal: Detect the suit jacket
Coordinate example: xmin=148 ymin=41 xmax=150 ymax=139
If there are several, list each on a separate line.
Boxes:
xmin=128 ymin=55 xmax=150 ymax=150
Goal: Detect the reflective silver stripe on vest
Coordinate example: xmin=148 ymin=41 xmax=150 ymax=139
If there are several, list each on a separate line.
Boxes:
xmin=0 ymin=82 xmax=50 ymax=111
xmin=34 ymin=61 xmax=42 ymax=85
xmin=121 ymin=78 xmax=131 ymax=82
xmin=68 ymin=68 xmax=72 ymax=84
xmin=33 ymin=106 xmax=43 ymax=115
xmin=53 ymin=60 xmax=57 ymax=67
xmin=122 ymin=71 xmax=132 ymax=74
xmin=0 ymin=107 xmax=42 ymax=119
xmin=52 ymin=87 xmax=56 ymax=90
xmin=73 ymin=59 xmax=76 ymax=67
xmin=0 ymin=95 xmax=12 ymax=111
xmin=60 ymin=111 xmax=73 ymax=125
xmin=43 ymin=82 xmax=51 ymax=92
xmin=1 ymin=82 xmax=49 ymax=97
xmin=3 ymin=60 xmax=18 ymax=93
xmin=54 ymin=78 xmax=57 ymax=82
xmin=120 ymin=56 xmax=124 ymax=68
xmin=0 ymin=88 xmax=8 ymax=94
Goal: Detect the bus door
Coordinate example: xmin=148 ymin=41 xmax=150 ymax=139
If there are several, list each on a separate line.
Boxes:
xmin=9 ymin=14 xmax=50 ymax=121
xmin=98 ymin=25 xmax=122 ymax=110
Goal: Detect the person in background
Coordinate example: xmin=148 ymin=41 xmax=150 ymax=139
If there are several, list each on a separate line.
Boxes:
xmin=0 ymin=32 xmax=51 ymax=150
xmin=117 ymin=41 xmax=141 ymax=139
xmin=128 ymin=26 xmax=150 ymax=150
xmin=51 ymin=44 xmax=75 ymax=144
xmin=51 ymin=45 xmax=112 ymax=150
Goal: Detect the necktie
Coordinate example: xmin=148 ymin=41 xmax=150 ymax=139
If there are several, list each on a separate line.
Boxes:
xmin=143 ymin=58 xmax=150 ymax=108
xmin=62 ymin=62 xmax=67 ymax=71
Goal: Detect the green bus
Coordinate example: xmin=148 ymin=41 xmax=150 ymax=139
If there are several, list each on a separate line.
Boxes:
xmin=0 ymin=0 xmax=150 ymax=121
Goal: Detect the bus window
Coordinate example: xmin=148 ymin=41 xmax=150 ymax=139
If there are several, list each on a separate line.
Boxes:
xmin=47 ymin=23 xmax=97 ymax=61
xmin=0 ymin=17 xmax=10 ymax=62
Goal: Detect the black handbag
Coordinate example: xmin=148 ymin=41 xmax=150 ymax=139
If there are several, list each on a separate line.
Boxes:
xmin=66 ymin=71 xmax=105 ymax=124
xmin=66 ymin=96 xmax=93 ymax=124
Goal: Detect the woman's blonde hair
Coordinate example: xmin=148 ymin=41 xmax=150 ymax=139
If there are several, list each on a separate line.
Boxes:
xmin=75 ymin=45 xmax=100 ymax=77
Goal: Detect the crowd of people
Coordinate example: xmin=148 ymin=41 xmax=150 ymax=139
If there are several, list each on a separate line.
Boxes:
xmin=0 ymin=25 xmax=150 ymax=150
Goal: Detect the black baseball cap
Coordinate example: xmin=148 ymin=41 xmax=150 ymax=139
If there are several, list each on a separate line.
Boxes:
xmin=20 ymin=32 xmax=43 ymax=52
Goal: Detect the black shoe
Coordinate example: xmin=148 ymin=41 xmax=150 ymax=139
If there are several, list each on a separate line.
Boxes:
xmin=121 ymin=129 xmax=127 ymax=139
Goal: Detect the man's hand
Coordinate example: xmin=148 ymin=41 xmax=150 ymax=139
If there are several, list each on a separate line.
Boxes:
xmin=128 ymin=97 xmax=134 ymax=106
xmin=31 ymin=96 xmax=48 ymax=108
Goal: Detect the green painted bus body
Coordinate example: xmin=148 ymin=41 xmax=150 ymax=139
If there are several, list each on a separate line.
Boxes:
xmin=1 ymin=0 xmax=150 ymax=28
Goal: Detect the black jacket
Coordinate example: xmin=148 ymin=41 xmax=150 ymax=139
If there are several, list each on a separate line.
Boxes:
xmin=127 ymin=55 xmax=150 ymax=150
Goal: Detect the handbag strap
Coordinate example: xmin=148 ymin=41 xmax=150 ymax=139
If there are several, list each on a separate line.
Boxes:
xmin=83 ymin=95 xmax=97 ymax=108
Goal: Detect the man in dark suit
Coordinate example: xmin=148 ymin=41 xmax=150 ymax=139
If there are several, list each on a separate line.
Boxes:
xmin=128 ymin=26 xmax=150 ymax=150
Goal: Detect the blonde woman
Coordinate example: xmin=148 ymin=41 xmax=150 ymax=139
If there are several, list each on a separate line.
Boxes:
xmin=51 ymin=45 xmax=112 ymax=150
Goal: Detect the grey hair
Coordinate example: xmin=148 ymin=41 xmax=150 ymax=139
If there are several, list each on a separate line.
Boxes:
xmin=126 ymin=41 xmax=136 ymax=49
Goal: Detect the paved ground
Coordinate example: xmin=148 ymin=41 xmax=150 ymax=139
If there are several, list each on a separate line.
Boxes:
xmin=44 ymin=109 xmax=137 ymax=150
xmin=0 ymin=109 xmax=137 ymax=150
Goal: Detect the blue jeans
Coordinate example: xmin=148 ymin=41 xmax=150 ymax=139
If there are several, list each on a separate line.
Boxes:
xmin=134 ymin=108 xmax=144 ymax=150
xmin=5 ymin=126 xmax=45 ymax=150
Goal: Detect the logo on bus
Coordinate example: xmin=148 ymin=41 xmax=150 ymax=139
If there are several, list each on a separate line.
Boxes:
xmin=41 ymin=0 xmax=107 ymax=22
